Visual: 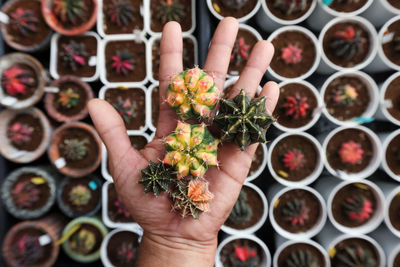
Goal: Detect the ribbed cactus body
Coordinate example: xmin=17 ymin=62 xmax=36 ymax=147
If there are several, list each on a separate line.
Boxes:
xmin=228 ymin=190 xmax=252 ymax=224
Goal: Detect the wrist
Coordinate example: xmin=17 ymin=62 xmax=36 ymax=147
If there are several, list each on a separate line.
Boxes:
xmin=137 ymin=231 xmax=217 ymax=267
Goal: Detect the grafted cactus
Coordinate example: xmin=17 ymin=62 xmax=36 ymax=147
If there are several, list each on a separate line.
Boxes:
xmin=330 ymin=26 xmax=367 ymax=60
xmin=228 ymin=190 xmax=252 ymax=224
xmin=336 ymin=245 xmax=376 ymax=267
xmin=156 ymin=0 xmax=184 ymax=24
xmin=10 ymin=8 xmax=38 ymax=36
xmin=282 ymin=94 xmax=309 ymax=119
xmin=281 ymin=44 xmax=302 ymax=64
xmin=282 ymin=199 xmax=310 ymax=226
xmin=333 ymin=84 xmax=358 ymax=106
xmin=107 ymin=0 xmax=135 ymax=26
xmin=338 ymin=141 xmax=364 ymax=165
xmin=229 ymin=243 xmax=260 ymax=267
xmin=58 ymin=88 xmax=80 ymax=109
xmin=60 ymin=41 xmax=88 ymax=71
xmin=273 ymin=0 xmax=308 ymax=15
xmin=111 ymin=50 xmax=135 ymax=75
xmin=285 ymin=250 xmax=320 ymax=267
xmin=342 ymin=195 xmax=373 ymax=223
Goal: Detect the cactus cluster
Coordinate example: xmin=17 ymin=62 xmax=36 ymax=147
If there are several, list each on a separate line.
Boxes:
xmin=283 ymin=94 xmax=309 ymax=119
xmin=114 ymin=197 xmax=131 ymax=218
xmin=60 ymin=41 xmax=88 ymax=72
xmin=282 ymin=199 xmax=310 ymax=226
xmin=111 ymin=50 xmax=135 ymax=75
xmin=336 ymin=244 xmax=376 ymax=267
xmin=69 ymin=185 xmax=92 ymax=206
xmin=342 ymin=195 xmax=373 ymax=223
xmin=11 ymin=180 xmax=40 ymax=209
xmin=221 ymin=0 xmax=249 ymax=10
xmin=230 ymin=37 xmax=250 ymax=67
xmin=70 ymin=228 xmax=96 ymax=255
xmin=338 ymin=141 xmax=364 ymax=165
xmin=53 ymin=0 xmax=86 ymax=25
xmin=12 ymin=234 xmax=44 ymax=264
xmin=156 ymin=0 xmax=184 ymax=24
xmin=333 ymin=84 xmax=358 ymax=106
xmin=117 ymin=242 xmax=137 ymax=263
xmin=8 ymin=122 xmax=34 ymax=146
xmin=61 ymin=138 xmax=89 ymax=161
xmin=229 ymin=243 xmax=260 ymax=267
xmin=273 ymin=0 xmax=308 ymax=15
xmin=112 ymin=97 xmax=137 ymax=124
xmin=228 ymin=190 xmax=253 ymax=224
xmin=283 ymin=149 xmax=305 ymax=170
xmin=107 ymin=0 xmax=135 ymax=26
xmin=58 ymin=88 xmax=80 ymax=109
xmin=330 ymin=26 xmax=367 ymax=60
xmin=1 ymin=66 xmax=35 ymax=96
xmin=281 ymin=44 xmax=303 ymax=64
xmin=285 ymin=250 xmax=319 ymax=267
xmin=10 ymin=8 xmax=38 ymax=36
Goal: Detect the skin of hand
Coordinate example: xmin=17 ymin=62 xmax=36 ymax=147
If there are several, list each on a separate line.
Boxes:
xmin=88 ymin=17 xmax=279 ymax=267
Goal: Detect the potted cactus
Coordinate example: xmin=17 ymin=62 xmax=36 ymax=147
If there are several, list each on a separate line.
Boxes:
xmin=1 ymin=166 xmax=57 ymax=220
xmin=57 ymin=175 xmax=102 ymax=218
xmin=376 ymin=16 xmax=400 ymax=72
xmin=379 ymin=72 xmax=400 ymax=127
xmin=0 ymin=0 xmax=52 ymax=52
xmin=382 ymin=129 xmax=400 ymax=182
xmin=50 ymin=32 xmax=100 ymax=82
xmin=44 ymin=75 xmax=94 ymax=122
xmin=98 ymin=0 xmax=144 ymax=37
xmin=61 ymin=217 xmax=108 ymax=263
xmin=48 ymin=122 xmax=102 ymax=178
xmin=207 ymin=0 xmax=261 ymax=23
xmin=0 ymin=108 xmax=51 ymax=164
xmin=0 ymin=53 xmax=46 ymax=110
xmin=100 ymin=228 xmax=142 ymax=267
xmin=41 ymin=0 xmax=98 ymax=36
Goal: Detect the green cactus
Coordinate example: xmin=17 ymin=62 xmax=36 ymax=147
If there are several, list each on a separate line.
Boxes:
xmin=285 ymin=250 xmax=320 ymax=267
xmin=335 ymin=244 xmax=376 ymax=267
xmin=61 ymin=138 xmax=89 ymax=161
xmin=282 ymin=199 xmax=310 ymax=226
xmin=69 ymin=228 xmax=96 ymax=255
xmin=52 ymin=0 xmax=86 ymax=25
xmin=228 ymin=190 xmax=252 ymax=224
xmin=156 ymin=0 xmax=184 ymax=24
xmin=139 ymin=161 xmax=175 ymax=196
xmin=330 ymin=26 xmax=367 ymax=60
xmin=273 ymin=0 xmax=307 ymax=15
xmin=69 ymin=185 xmax=92 ymax=206
xmin=166 ymin=67 xmax=220 ymax=121
xmin=107 ymin=0 xmax=136 ymax=26
xmin=214 ymin=89 xmax=275 ymax=151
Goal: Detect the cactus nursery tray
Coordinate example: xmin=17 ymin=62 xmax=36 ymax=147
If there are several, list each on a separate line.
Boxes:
xmin=1 ymin=0 xmax=400 ymax=267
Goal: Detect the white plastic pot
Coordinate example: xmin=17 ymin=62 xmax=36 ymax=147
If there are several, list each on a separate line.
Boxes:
xmin=221 ymin=182 xmax=268 ymax=236
xmin=376 ymin=16 xmax=400 ymax=71
xmin=269 ymin=185 xmax=327 ymax=240
xmin=389 ymin=244 xmax=400 ymax=267
xmin=207 ymin=0 xmax=261 ymax=24
xmin=379 ymin=72 xmax=400 ymax=126
xmin=383 ymin=185 xmax=400 ymax=238
xmin=267 ymin=25 xmax=320 ymax=81
xmin=321 ymin=125 xmax=382 ymax=180
xmin=318 ymin=16 xmax=378 ymax=74
xmin=362 ymin=0 xmax=400 ymax=27
xmin=147 ymin=82 xmax=159 ymax=132
xmin=381 ymin=129 xmax=400 ymax=182
xmin=268 ymin=132 xmax=324 ymax=187
xmin=246 ymin=144 xmax=268 ymax=182
xmin=320 ymin=70 xmax=379 ymax=126
xmin=50 ymin=32 xmax=100 ymax=82
xmin=256 ymin=0 xmax=317 ymax=32
xmin=275 ymin=79 xmax=322 ymax=133
xmin=215 ymin=234 xmax=271 ymax=267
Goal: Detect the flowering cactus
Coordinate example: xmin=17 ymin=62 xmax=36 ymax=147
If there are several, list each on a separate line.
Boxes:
xmin=112 ymin=97 xmax=137 ymax=124
xmin=230 ymin=37 xmax=250 ymax=67
xmin=163 ymin=121 xmax=218 ymax=178
xmin=338 ymin=141 xmax=364 ymax=165
xmin=166 ymin=67 xmax=220 ymax=120
xmin=53 ymin=0 xmax=86 ymax=25
xmin=283 ymin=149 xmax=305 ymax=170
xmin=107 ymin=0 xmax=135 ymax=26
xmin=58 ymin=88 xmax=80 ymax=109
xmin=333 ymin=84 xmax=358 ymax=106
xmin=117 ymin=242 xmax=137 ymax=263
xmin=8 ymin=122 xmax=34 ymax=145
xmin=156 ymin=0 xmax=184 ymax=24
xmin=285 ymin=250 xmax=319 ymax=267
xmin=10 ymin=8 xmax=38 ymax=36
xmin=61 ymin=138 xmax=89 ymax=161
xmin=282 ymin=199 xmax=310 ymax=226
xmin=281 ymin=44 xmax=303 ymax=64
xmin=12 ymin=235 xmax=44 ymax=264
xmin=228 ymin=190 xmax=252 ymax=224
xmin=111 ymin=50 xmax=135 ymax=75
xmin=11 ymin=180 xmax=40 ymax=209
xmin=330 ymin=26 xmax=367 ymax=60
xmin=114 ymin=197 xmax=131 ymax=218
xmin=229 ymin=244 xmax=260 ymax=267
xmin=336 ymin=245 xmax=376 ymax=267
xmin=273 ymin=0 xmax=307 ymax=15
xmin=69 ymin=185 xmax=92 ymax=206
xmin=221 ymin=0 xmax=249 ymax=10
xmin=60 ymin=41 xmax=88 ymax=72
xmin=283 ymin=94 xmax=309 ymax=119
xmin=139 ymin=161 xmax=175 ymax=196
xmin=69 ymin=229 xmax=96 ymax=255
xmin=342 ymin=195 xmax=373 ymax=223
xmin=1 ymin=66 xmax=35 ymax=96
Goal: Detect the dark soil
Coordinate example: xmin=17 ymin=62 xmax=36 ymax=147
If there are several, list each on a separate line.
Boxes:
xmin=57 ymin=35 xmax=97 ymax=78
xmin=150 ymin=0 xmax=192 ymax=32
xmin=212 ymin=0 xmax=258 ymax=18
xmin=3 ymin=0 xmax=51 ymax=48
xmin=129 ymin=136 xmax=148 ymax=150
xmin=265 ymin=0 xmax=313 ymax=20
xmin=58 ymin=128 xmax=99 ymax=169
xmin=107 ymin=231 xmax=140 ymax=267
xmin=102 ymin=0 xmax=144 ymax=35
xmin=151 ymin=87 xmax=159 ymax=127
xmin=389 ymin=193 xmax=400 ymax=231
xmin=382 ymin=19 xmax=400 ymax=66
xmin=225 ymin=186 xmax=264 ymax=230
xmin=107 ymin=183 xmax=134 ymax=223
xmin=53 ymin=81 xmax=88 ymax=117
xmin=105 ymin=40 xmax=146 ymax=83
xmin=54 ymin=0 xmax=94 ymax=30
xmin=389 ymin=0 xmax=400 ymax=9
xmin=386 ymin=133 xmax=400 ymax=175
xmin=331 ymin=183 xmax=376 ymax=227
xmin=270 ymin=30 xmax=316 ymax=78
xmin=274 ymin=83 xmax=318 ymax=129
xmin=248 ymin=145 xmax=264 ymax=177
xmin=277 ymin=242 xmax=326 ymax=267
xmin=8 ymin=113 xmax=43 ymax=151
xmin=273 ymin=189 xmax=321 ymax=233
xmin=61 ymin=177 xmax=100 ymax=216
xmin=331 ymin=238 xmax=379 ymax=267
xmin=11 ymin=173 xmax=50 ymax=210
xmin=3 ymin=64 xmax=38 ymax=100
xmin=271 ymin=135 xmax=318 ymax=182
xmin=324 ymin=76 xmax=370 ymax=121
xmin=326 ymin=128 xmax=373 ymax=173
xmin=394 ymin=251 xmax=400 ymax=267
xmin=220 ymin=239 xmax=263 ymax=267
xmin=104 ymin=88 xmax=146 ymax=130
xmin=328 ymin=0 xmax=368 ymax=13
xmin=69 ymin=223 xmax=103 ymax=255
xmin=323 ymin=22 xmax=370 ymax=68
xmin=385 ymin=75 xmax=400 ymax=121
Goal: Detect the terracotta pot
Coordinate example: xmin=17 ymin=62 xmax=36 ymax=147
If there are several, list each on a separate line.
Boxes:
xmin=48 ymin=122 xmax=102 ymax=178
xmin=41 ymin=0 xmax=98 ymax=36
xmin=44 ymin=75 xmax=94 ymax=122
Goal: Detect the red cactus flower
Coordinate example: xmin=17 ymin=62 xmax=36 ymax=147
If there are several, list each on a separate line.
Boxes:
xmin=282 ymin=94 xmax=309 ymax=119
xmin=1 ymin=66 xmax=34 ymax=96
xmin=335 ymin=27 xmax=355 ymax=40
xmin=343 ymin=195 xmax=373 ymax=223
xmin=234 ymin=245 xmax=257 ymax=262
xmin=283 ymin=149 xmax=304 ymax=170
xmin=8 ymin=122 xmax=34 ymax=145
xmin=339 ymin=141 xmax=364 ymax=165
xmin=281 ymin=44 xmax=302 ymax=64
xmin=111 ymin=49 xmax=135 ymax=75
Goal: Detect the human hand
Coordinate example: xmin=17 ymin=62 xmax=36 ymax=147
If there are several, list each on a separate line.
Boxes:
xmin=88 ymin=17 xmax=279 ymax=267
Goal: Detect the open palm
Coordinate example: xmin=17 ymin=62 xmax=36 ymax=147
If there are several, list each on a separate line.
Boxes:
xmin=88 ymin=17 xmax=279 ymax=262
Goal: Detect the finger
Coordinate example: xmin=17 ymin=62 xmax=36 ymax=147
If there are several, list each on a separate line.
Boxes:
xmin=204 ymin=17 xmax=239 ymax=91
xmin=228 ymin=40 xmax=274 ymax=98
xmin=260 ymin=81 xmax=280 ymax=114
xmin=156 ymin=21 xmax=183 ymax=139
